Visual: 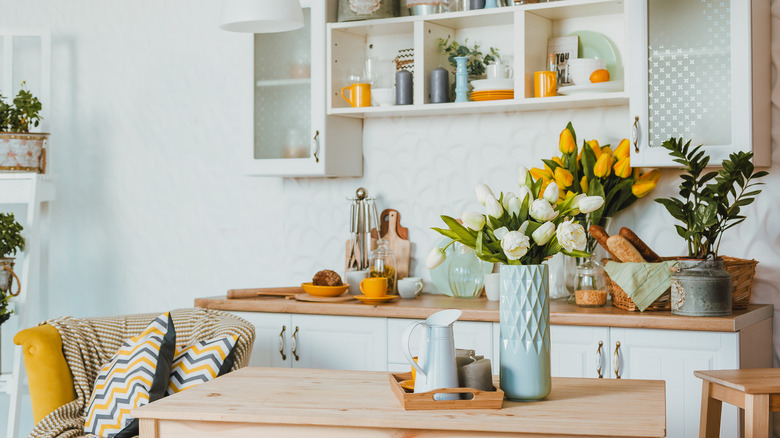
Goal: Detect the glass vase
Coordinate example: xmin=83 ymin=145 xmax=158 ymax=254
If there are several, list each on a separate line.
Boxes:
xmin=447 ymin=244 xmax=484 ymax=298
xmin=565 ymin=216 xmax=612 ymax=300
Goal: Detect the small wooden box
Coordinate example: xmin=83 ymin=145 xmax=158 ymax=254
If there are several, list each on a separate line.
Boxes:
xmin=389 ymin=372 xmax=504 ymax=410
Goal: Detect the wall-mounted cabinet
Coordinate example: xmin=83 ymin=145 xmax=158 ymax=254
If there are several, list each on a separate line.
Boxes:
xmin=327 ymin=0 xmax=628 ymax=118
xmin=247 ymin=0 xmax=363 ymax=177
xmin=627 ymin=0 xmax=771 ymax=167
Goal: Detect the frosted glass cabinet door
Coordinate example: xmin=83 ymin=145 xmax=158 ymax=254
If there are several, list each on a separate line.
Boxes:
xmin=627 ymin=0 xmax=770 ymax=167
xmin=248 ymin=0 xmax=362 ymax=177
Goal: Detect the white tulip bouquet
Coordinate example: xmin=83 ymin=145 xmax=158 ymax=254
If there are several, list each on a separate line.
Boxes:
xmin=427 ymin=169 xmax=605 ymax=268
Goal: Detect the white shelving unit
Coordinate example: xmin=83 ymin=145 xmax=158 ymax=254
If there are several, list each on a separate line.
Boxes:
xmin=0 ymin=173 xmax=54 ymax=438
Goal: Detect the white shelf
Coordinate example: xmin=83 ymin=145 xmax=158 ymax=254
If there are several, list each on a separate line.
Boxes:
xmin=329 ymin=92 xmax=627 ymax=118
xmin=256 ymin=78 xmax=311 ymax=87
xmin=0 ymin=173 xmax=55 ymax=204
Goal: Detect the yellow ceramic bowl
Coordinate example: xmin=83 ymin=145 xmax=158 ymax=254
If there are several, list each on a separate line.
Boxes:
xmin=301 ymin=282 xmax=350 ymax=297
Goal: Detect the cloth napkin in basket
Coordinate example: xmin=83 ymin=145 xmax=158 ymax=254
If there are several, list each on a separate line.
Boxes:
xmin=604 ymin=261 xmax=678 ymax=311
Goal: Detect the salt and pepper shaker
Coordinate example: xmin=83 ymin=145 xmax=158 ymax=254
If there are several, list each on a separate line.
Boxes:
xmin=429 ymin=67 xmax=449 ymax=103
xmin=396 ymin=70 xmax=413 ymax=105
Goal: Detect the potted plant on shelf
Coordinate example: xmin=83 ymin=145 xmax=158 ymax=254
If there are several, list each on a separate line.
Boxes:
xmin=0 ymin=81 xmax=48 ymax=173
xmin=655 ymin=138 xmax=767 ymax=317
xmin=0 ymin=214 xmax=23 ymax=339
xmin=426 ymin=175 xmax=603 ymax=401
xmin=437 ymin=37 xmax=500 ymax=102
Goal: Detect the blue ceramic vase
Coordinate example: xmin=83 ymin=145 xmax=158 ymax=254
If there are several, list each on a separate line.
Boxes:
xmin=499 ymin=263 xmax=551 ymax=401
xmin=454 ymin=56 xmax=469 ymax=103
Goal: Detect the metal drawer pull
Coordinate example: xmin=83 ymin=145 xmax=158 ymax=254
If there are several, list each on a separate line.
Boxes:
xmin=596 ymin=341 xmax=604 ymax=378
xmin=278 ymin=325 xmax=287 ymax=360
xmin=291 ymin=326 xmax=300 ymax=361
xmin=613 ymin=341 xmax=621 ymax=379
xmin=631 ymin=116 xmax=640 ymax=153
xmin=311 ymin=130 xmax=320 ymax=163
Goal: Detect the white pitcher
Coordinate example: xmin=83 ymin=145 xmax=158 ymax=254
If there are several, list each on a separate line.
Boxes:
xmin=402 ymin=309 xmax=462 ymax=400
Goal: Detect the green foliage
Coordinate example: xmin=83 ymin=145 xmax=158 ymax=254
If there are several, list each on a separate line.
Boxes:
xmin=0 ymin=292 xmax=11 ymax=326
xmin=0 ymin=81 xmax=43 ymax=133
xmin=437 ymin=37 xmax=499 ymax=78
xmin=0 ymin=213 xmax=24 ymax=257
xmin=654 ymin=138 xmax=768 ymax=258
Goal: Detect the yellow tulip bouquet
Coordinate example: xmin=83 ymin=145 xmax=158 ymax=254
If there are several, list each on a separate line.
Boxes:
xmin=530 ymin=122 xmax=660 ymax=251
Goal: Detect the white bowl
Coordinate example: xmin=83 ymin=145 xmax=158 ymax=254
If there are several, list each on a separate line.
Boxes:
xmin=372 ymin=88 xmax=395 ymax=106
xmin=567 ymin=58 xmax=607 ymax=86
xmin=470 ymin=78 xmax=514 ymax=91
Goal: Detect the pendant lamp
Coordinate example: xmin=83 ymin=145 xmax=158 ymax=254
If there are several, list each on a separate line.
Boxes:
xmin=220 ymin=0 xmax=304 ymax=33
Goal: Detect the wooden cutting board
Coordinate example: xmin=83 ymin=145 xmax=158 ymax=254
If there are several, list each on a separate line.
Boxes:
xmin=380 ymin=209 xmax=411 ymax=280
xmin=291 ymin=293 xmax=356 ymax=303
xmin=227 ymin=287 xmax=303 ymax=299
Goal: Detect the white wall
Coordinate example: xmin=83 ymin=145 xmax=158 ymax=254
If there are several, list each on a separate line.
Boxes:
xmin=1 ymin=0 xmax=780 ymax=436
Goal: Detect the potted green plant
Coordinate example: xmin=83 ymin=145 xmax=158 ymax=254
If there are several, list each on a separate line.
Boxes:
xmin=655 ymin=138 xmax=767 ymax=316
xmin=0 ymin=81 xmax=48 ymax=173
xmin=0 ymin=213 xmax=24 ymax=328
xmin=437 ymin=37 xmax=500 ymax=79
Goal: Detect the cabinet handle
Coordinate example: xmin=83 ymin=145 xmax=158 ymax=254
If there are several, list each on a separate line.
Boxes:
xmin=291 ymin=326 xmax=300 ymax=361
xmin=277 ymin=325 xmax=287 ymax=361
xmin=631 ymin=116 xmax=640 ymax=153
xmin=595 ymin=340 xmax=604 ymax=378
xmin=311 ymin=130 xmax=320 ymax=163
xmin=613 ymin=341 xmax=621 ymax=379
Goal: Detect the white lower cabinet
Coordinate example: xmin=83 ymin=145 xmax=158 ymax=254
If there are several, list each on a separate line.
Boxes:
xmin=231 ymin=312 xmax=387 ymax=371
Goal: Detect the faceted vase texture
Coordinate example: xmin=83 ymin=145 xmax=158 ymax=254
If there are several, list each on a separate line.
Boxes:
xmin=499 ymin=263 xmax=551 ymax=401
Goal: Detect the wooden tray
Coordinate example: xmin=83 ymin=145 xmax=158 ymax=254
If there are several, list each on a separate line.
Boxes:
xmin=389 ymin=372 xmax=503 ymax=410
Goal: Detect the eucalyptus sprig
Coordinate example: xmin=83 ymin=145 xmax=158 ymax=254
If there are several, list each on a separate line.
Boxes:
xmin=437 ymin=37 xmax=499 ymax=78
xmin=0 ymin=213 xmax=24 ymax=258
xmin=654 ymin=138 xmax=768 ymax=258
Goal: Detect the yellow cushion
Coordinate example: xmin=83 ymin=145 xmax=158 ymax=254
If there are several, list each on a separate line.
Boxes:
xmin=13 ymin=324 xmax=77 ymax=423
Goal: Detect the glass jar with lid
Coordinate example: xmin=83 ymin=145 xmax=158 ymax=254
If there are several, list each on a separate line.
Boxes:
xmin=572 ymin=257 xmax=608 ymax=307
xmin=370 ymin=238 xmax=397 ymax=295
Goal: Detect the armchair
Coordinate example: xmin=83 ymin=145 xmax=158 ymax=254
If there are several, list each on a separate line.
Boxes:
xmin=13 ymin=308 xmax=255 ymax=436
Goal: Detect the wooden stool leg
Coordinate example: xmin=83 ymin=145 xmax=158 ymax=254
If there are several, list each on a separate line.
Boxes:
xmin=745 ymin=393 xmax=769 ymax=438
xmin=700 ymin=382 xmax=722 ymax=438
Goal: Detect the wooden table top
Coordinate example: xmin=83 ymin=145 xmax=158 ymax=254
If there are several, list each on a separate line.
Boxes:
xmin=133 ymin=367 xmax=666 ymax=437
xmin=695 ymin=369 xmax=780 ymax=394
xmin=194 ymin=294 xmax=773 ymax=332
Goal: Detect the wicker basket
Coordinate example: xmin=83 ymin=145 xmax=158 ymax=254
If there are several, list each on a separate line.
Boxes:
xmin=604 ymin=256 xmax=757 ymax=312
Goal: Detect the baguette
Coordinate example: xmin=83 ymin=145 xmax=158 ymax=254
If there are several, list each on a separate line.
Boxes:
xmin=606 ymin=235 xmax=646 ymax=263
xmin=618 ymin=227 xmax=661 ymax=262
xmin=588 ymin=225 xmax=622 ymax=260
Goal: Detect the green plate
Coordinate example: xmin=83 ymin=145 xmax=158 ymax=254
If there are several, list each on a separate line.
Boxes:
xmin=568 ymin=30 xmax=623 ymax=81
xmin=429 ymin=239 xmax=494 ymax=297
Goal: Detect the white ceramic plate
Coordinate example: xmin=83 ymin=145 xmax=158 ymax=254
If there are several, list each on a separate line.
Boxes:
xmin=557 ymin=80 xmax=624 ymax=95
xmin=470 ymin=78 xmax=514 ymax=91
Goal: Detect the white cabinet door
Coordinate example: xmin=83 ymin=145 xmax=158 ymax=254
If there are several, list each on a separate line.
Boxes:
xmin=610 ymin=327 xmax=739 ymax=438
xmin=230 ymin=312 xmax=291 ymax=368
xmin=247 ymin=0 xmax=362 ymax=177
xmin=291 ymin=314 xmax=387 ymax=371
xmin=550 ymin=325 xmax=610 ymax=379
xmin=627 ymin=0 xmax=770 ymax=167
xmin=387 ymin=319 xmax=493 ymax=372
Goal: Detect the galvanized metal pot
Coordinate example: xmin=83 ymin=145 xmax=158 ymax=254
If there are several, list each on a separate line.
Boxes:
xmin=671 ymin=259 xmax=732 ymax=316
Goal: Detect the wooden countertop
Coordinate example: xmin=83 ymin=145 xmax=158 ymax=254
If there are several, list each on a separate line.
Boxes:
xmin=194 ymin=294 xmax=773 ymax=332
xmin=133 ymin=367 xmax=666 ymax=437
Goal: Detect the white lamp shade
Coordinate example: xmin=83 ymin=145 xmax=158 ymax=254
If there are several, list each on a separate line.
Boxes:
xmin=220 ymin=0 xmax=304 ymax=33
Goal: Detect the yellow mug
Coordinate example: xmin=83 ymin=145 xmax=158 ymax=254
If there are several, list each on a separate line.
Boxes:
xmin=360 ymin=277 xmax=387 ymax=297
xmin=341 ymin=83 xmax=371 ymax=108
xmin=534 ymin=71 xmax=557 ymax=98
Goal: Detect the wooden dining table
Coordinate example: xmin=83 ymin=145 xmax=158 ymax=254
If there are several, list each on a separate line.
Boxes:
xmin=133 ymin=367 xmax=666 ymax=437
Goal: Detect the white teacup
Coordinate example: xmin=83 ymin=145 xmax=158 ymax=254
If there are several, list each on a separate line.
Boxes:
xmin=486 ymin=62 xmax=513 ymax=80
xmin=398 ymin=277 xmax=423 ymax=299
xmin=345 ymin=270 xmax=369 ymax=295
xmin=371 ymin=87 xmax=395 ymax=106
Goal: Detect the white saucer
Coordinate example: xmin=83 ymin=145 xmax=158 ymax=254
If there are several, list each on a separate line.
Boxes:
xmin=557 ymin=80 xmax=624 ymax=95
xmin=470 ymin=78 xmax=514 ymax=91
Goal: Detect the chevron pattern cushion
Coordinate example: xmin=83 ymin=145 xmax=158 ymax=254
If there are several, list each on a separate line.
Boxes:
xmin=166 ymin=335 xmax=238 ymax=395
xmin=83 ymin=312 xmax=176 ymax=438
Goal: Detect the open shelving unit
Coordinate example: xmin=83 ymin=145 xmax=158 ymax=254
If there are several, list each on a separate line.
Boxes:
xmin=326 ymin=0 xmax=626 ymax=118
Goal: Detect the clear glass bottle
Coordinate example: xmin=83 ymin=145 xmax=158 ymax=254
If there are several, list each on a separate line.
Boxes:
xmin=572 ymin=257 xmax=608 ymax=307
xmin=370 ymin=239 xmax=397 ymax=295
xmin=447 ymin=243 xmax=485 ymax=298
